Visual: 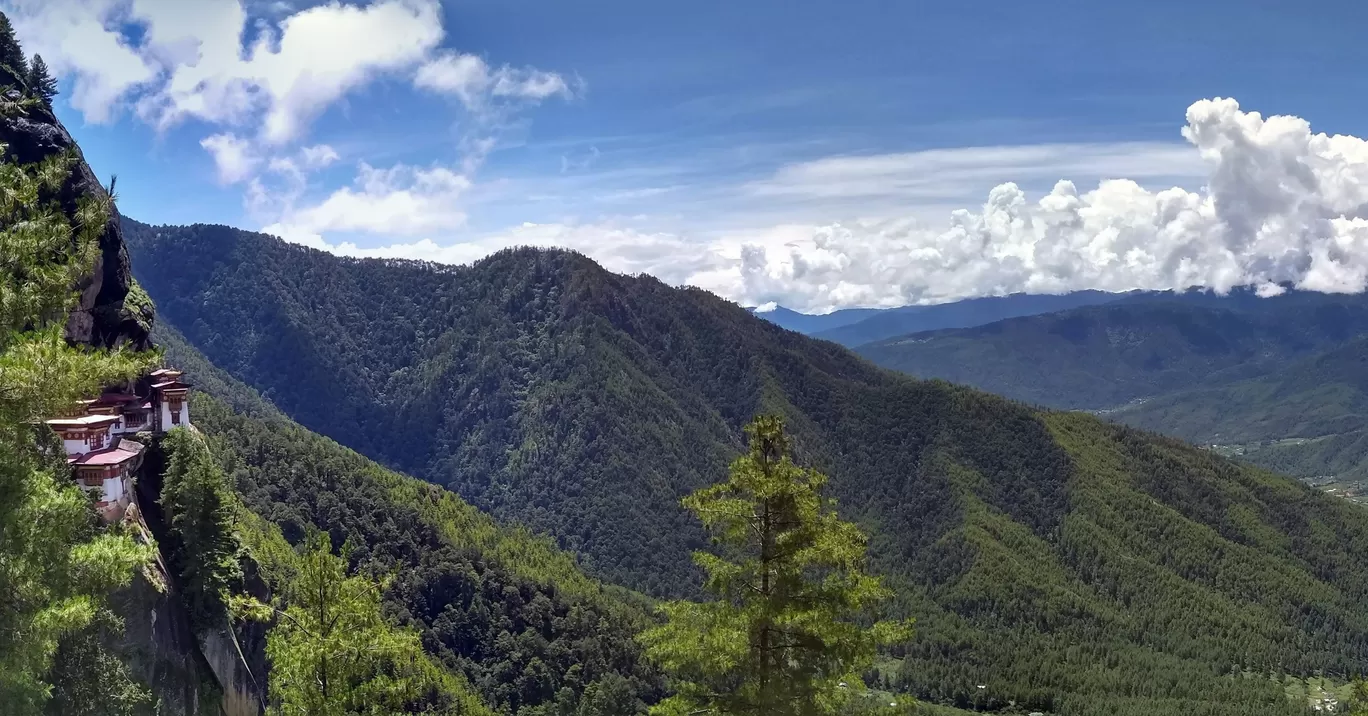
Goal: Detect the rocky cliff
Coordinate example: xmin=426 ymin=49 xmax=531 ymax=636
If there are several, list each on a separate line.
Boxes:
xmin=0 ymin=64 xmax=153 ymax=350
xmin=0 ymin=65 xmax=264 ymax=714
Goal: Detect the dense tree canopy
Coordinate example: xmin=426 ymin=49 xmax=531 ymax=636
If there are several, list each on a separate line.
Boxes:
xmin=193 ymin=394 xmax=665 ymax=714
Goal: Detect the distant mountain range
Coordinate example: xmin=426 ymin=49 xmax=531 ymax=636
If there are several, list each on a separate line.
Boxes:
xmin=845 ymin=287 xmax=1368 ymax=487
xmin=127 ymin=217 xmax=1368 ymax=716
xmin=751 ymin=291 xmax=1125 ymax=346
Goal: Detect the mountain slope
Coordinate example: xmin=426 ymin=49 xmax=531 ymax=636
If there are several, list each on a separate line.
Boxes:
xmin=1116 ymin=334 xmax=1368 ymax=444
xmin=812 ymin=290 xmax=1124 ymax=347
xmin=1110 ymin=335 xmax=1368 ymax=484
xmin=128 ymin=219 xmax=1368 ymax=715
xmin=855 ymin=295 xmax=1368 ymax=409
xmin=154 ymin=329 xmax=666 ymax=713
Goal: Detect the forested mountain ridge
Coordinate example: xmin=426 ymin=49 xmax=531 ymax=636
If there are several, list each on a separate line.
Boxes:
xmin=811 ymin=290 xmax=1125 ymax=347
xmin=854 ymin=293 xmax=1368 ymax=409
xmin=748 ymin=291 xmax=1123 ymax=347
xmin=130 ymin=218 xmax=1368 ymax=715
xmin=1116 ymin=334 xmax=1368 ymax=444
xmin=1111 ymin=334 xmax=1368 ymax=484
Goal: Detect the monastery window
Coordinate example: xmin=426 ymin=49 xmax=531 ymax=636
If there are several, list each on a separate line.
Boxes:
xmin=170 ymin=407 xmax=181 ymax=425
xmin=91 ymin=432 xmax=104 ymax=450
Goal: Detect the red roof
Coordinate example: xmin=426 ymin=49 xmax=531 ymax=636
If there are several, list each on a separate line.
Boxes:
xmin=47 ymin=414 xmax=120 ymax=429
xmin=70 ymin=445 xmax=142 ymax=466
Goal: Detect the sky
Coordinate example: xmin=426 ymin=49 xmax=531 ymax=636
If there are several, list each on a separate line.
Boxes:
xmin=7 ymin=0 xmax=1368 ymax=313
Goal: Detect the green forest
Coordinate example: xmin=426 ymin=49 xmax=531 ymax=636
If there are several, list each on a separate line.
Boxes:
xmin=127 ymin=218 xmax=1368 ymax=714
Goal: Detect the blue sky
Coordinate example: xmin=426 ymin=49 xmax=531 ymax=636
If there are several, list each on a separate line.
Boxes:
xmin=9 ymin=0 xmax=1368 ymax=311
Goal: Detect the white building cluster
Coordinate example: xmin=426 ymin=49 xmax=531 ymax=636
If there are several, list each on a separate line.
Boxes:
xmin=45 ymin=367 xmax=192 ymax=521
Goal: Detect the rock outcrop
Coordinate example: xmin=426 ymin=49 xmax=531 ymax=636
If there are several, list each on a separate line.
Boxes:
xmin=0 ymin=64 xmax=153 ymax=351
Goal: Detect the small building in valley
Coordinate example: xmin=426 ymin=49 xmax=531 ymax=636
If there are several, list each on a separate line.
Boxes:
xmin=44 ymin=366 xmax=192 ymax=521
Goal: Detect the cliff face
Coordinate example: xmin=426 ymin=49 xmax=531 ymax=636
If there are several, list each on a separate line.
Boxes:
xmin=0 ymin=66 xmax=153 ymax=350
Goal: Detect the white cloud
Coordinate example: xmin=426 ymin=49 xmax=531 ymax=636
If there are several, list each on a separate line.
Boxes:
xmin=141 ymin=0 xmax=444 ymax=144
xmin=414 ymin=50 xmax=571 ymax=110
xmin=200 ymin=132 xmax=260 ymax=184
xmin=746 ymin=142 xmax=1207 ymax=202
xmin=6 ymin=0 xmax=446 ymax=138
xmin=260 ymin=98 xmax=1368 ymax=313
xmin=299 ymin=144 xmax=340 ymax=169
xmin=6 ymin=0 xmax=159 ymax=122
xmin=264 ymin=161 xmax=472 ymax=237
xmin=718 ymin=98 xmax=1368 ymax=311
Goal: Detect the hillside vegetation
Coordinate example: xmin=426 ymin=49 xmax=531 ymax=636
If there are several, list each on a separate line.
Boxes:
xmin=191 ymin=389 xmax=665 ymax=714
xmin=127 ymin=219 xmax=1368 ymax=715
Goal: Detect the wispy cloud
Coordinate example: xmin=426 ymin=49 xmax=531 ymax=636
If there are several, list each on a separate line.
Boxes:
xmin=746 ymin=142 xmax=1207 ymax=201
xmin=262 ymin=99 xmax=1368 ymax=314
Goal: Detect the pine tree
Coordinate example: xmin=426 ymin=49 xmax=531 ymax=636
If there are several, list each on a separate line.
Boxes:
xmin=235 ymin=534 xmax=454 ymax=715
xmin=1348 ymin=680 xmax=1368 ymax=715
xmin=0 ymin=146 xmax=154 ymax=713
xmin=639 ymin=415 xmax=914 ymax=716
xmin=0 ymin=12 xmax=27 ymax=79
xmin=160 ymin=427 xmax=241 ymax=632
xmin=26 ymin=55 xmax=56 ymax=105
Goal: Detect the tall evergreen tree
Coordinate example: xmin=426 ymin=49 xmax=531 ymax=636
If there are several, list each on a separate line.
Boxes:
xmin=236 ymin=533 xmax=466 ymax=715
xmin=160 ymin=427 xmax=241 ymax=632
xmin=0 ymin=12 xmax=27 ymax=79
xmin=26 ymin=55 xmax=56 ymax=104
xmin=0 ymin=145 xmax=154 ymax=712
xmin=639 ymin=415 xmax=913 ymax=716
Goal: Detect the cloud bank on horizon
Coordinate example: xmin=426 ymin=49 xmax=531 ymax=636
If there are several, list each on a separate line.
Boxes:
xmin=719 ymin=97 xmax=1368 ymax=311
xmin=9 ymin=1 xmax=1368 ymax=313
xmin=280 ymin=97 xmax=1368 ymax=313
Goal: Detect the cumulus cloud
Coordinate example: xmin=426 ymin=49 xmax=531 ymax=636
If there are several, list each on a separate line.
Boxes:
xmin=6 ymin=0 xmax=159 ymax=122
xmin=722 ymin=98 xmax=1368 ymax=311
xmin=263 ymin=161 xmax=472 ymax=238
xmin=299 ymin=144 xmax=340 ymax=169
xmin=258 ymin=98 xmax=1368 ymax=313
xmin=137 ymin=0 xmax=445 ymax=144
xmin=6 ymin=0 xmax=444 ymax=140
xmin=200 ymin=132 xmax=260 ymax=184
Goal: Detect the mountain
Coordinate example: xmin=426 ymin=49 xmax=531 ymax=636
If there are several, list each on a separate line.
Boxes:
xmin=748 ymin=305 xmax=884 ymax=334
xmin=128 ymin=218 xmax=1368 ymax=715
xmin=855 ymin=293 xmax=1368 ymax=410
xmin=749 ymin=292 xmax=1125 ymax=347
xmin=1109 ymin=335 xmax=1368 ymax=483
xmin=0 ymin=63 xmax=154 ymax=352
xmin=812 ymin=291 xmax=1126 ymax=347
xmin=1116 ymin=334 xmax=1368 ymax=444
xmin=149 ymin=319 xmax=668 ymax=713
